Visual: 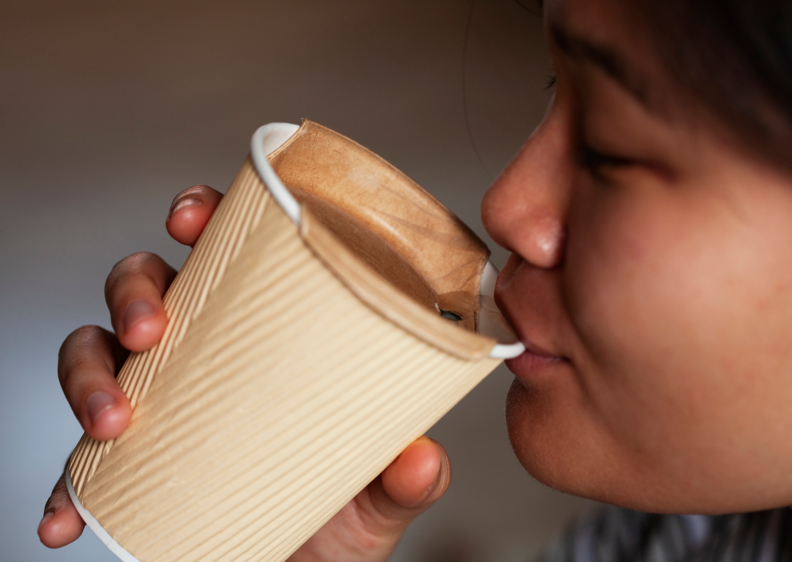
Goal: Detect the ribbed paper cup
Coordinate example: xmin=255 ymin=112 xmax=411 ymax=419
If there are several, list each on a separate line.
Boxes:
xmin=66 ymin=120 xmax=524 ymax=562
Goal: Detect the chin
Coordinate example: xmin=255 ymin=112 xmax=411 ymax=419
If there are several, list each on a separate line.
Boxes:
xmin=504 ymin=378 xmax=670 ymax=512
xmin=504 ymin=379 xmax=768 ymax=515
xmin=504 ymin=378 xmax=577 ymax=494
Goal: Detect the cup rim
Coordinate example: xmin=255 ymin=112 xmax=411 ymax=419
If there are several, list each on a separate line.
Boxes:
xmin=250 ymin=122 xmax=524 ymax=360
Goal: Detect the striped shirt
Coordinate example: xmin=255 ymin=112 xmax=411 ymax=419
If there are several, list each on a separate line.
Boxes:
xmin=538 ymin=506 xmax=792 ymax=562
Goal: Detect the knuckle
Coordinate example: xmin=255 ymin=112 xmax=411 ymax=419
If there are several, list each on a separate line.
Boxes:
xmin=58 ymin=325 xmax=113 ymax=384
xmin=50 ymin=474 xmax=67 ymax=497
xmin=172 ymin=185 xmax=211 ymax=205
xmin=105 ymin=252 xmax=164 ymax=294
xmin=59 ymin=325 xmax=105 ymax=357
xmin=185 ymin=184 xmax=212 ymax=194
xmin=182 ymin=184 xmax=222 ymax=202
xmin=110 ymin=251 xmax=159 ymax=276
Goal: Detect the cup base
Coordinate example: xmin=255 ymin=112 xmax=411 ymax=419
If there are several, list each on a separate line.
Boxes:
xmin=65 ymin=467 xmax=141 ymax=562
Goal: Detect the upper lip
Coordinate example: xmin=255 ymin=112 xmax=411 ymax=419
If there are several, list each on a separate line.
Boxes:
xmin=495 ymin=286 xmax=566 ymax=361
xmin=520 ymin=338 xmax=564 ymax=359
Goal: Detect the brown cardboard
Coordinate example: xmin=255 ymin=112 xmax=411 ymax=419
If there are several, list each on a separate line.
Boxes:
xmin=67 ymin=121 xmax=517 ymax=562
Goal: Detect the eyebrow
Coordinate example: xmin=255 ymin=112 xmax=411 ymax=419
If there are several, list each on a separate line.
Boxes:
xmin=549 ymin=23 xmax=654 ymax=110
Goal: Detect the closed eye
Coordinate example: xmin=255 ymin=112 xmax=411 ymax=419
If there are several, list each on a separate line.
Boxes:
xmin=577 ymin=143 xmax=635 ymax=172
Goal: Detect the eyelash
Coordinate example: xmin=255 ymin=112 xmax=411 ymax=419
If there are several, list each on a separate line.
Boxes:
xmin=541 ymin=75 xmax=635 ymax=174
xmin=577 ymin=143 xmax=634 ymax=172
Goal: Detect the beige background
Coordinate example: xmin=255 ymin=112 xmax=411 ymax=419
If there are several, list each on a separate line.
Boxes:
xmin=0 ymin=1 xmax=596 ymax=560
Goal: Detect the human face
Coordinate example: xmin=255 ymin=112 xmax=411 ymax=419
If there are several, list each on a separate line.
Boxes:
xmin=482 ymin=0 xmax=792 ymax=514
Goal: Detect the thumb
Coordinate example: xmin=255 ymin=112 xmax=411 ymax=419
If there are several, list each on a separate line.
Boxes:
xmin=356 ymin=437 xmax=452 ymax=540
xmin=288 ymin=437 xmax=451 ymax=562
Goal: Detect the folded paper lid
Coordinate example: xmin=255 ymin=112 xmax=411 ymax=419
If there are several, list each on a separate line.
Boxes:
xmin=251 ymin=120 xmax=525 ymax=359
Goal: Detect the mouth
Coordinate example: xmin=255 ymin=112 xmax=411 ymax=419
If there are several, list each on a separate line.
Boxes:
xmin=500 ymin=312 xmax=568 ymax=379
xmin=494 ymin=268 xmax=568 ymax=379
xmin=505 ymin=343 xmax=566 ymax=381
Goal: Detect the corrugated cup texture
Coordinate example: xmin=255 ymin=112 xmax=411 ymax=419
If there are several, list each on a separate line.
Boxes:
xmin=68 ymin=122 xmax=507 ymax=562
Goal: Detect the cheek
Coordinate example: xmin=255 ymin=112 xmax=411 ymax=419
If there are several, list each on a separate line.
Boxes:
xmin=566 ymin=189 xmax=684 ymax=382
xmin=566 ymin=189 xmax=727 ymax=434
xmin=560 ymin=181 xmax=792 ymax=509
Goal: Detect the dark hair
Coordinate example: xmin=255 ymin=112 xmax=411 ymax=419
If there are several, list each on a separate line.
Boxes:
xmin=632 ymin=0 xmax=792 ymax=170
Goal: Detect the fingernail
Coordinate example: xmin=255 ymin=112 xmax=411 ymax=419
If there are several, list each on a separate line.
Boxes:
xmin=38 ymin=508 xmax=55 ymax=532
xmin=87 ymin=391 xmax=118 ymax=425
xmin=167 ymin=195 xmax=202 ymax=219
xmin=123 ymin=300 xmax=156 ymax=334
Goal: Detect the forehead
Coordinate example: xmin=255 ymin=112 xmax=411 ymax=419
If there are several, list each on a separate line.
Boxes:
xmin=544 ymin=0 xmax=676 ymax=115
xmin=545 ymin=0 xmax=644 ymax=40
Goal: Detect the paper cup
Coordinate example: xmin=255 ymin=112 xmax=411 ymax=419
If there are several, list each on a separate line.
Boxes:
xmin=66 ymin=120 xmax=524 ymax=562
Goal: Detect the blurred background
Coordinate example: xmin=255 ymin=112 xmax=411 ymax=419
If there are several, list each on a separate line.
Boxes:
xmin=0 ymin=0 xmax=597 ymax=560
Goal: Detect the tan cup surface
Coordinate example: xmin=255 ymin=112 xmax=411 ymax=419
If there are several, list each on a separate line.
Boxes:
xmin=67 ymin=121 xmax=516 ymax=562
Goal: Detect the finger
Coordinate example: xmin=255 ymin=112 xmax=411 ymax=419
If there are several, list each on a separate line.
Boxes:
xmin=356 ymin=437 xmax=450 ymax=541
xmin=373 ymin=437 xmax=451 ymax=521
xmin=59 ymin=325 xmax=132 ymax=440
xmin=38 ymin=474 xmax=85 ymax=548
xmin=105 ymin=252 xmax=176 ymax=352
xmin=165 ymin=185 xmax=224 ymax=247
xmin=290 ymin=438 xmax=450 ymax=562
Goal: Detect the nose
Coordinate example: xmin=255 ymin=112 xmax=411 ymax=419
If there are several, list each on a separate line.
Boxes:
xmin=481 ymin=99 xmax=573 ymax=269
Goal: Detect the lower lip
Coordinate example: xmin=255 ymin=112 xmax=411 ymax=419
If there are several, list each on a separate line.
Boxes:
xmin=505 ymin=349 xmax=565 ymax=381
